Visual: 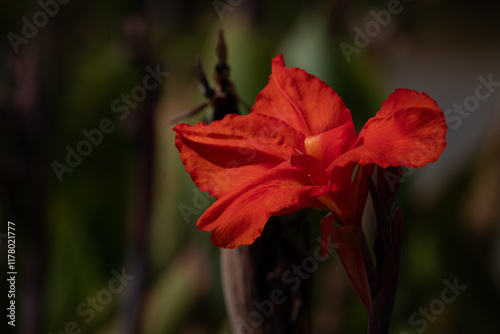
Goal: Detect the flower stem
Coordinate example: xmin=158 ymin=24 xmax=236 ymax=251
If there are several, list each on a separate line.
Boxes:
xmin=222 ymin=213 xmax=312 ymax=334
xmin=367 ymin=209 xmax=403 ymax=334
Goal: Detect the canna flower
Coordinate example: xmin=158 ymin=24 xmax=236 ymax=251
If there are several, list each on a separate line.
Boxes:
xmin=174 ymin=54 xmax=447 ymax=310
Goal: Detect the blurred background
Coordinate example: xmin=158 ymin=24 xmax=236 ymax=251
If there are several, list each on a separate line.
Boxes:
xmin=1 ymin=0 xmax=499 ymax=333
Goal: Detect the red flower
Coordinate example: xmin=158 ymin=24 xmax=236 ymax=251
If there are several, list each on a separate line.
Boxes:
xmin=174 ymin=54 xmax=447 ymax=310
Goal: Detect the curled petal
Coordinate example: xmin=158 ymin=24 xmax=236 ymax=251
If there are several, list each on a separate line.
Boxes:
xmin=305 ymin=120 xmax=358 ymax=166
xmin=333 ymin=224 xmax=372 ymax=312
xmin=174 ymin=113 xmax=305 ymax=198
xmin=320 ymin=212 xmax=335 ymax=257
xmin=326 ymin=163 xmax=360 ymax=226
xmin=376 ymin=88 xmax=440 ymax=118
xmin=332 ymin=89 xmax=447 ymax=169
xmin=197 ymin=163 xmax=328 ymax=248
xmin=253 ymin=54 xmax=353 ymax=136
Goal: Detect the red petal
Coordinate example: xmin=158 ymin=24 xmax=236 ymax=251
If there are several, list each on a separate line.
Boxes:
xmin=333 ymin=224 xmax=372 ymax=312
xmin=174 ymin=113 xmax=305 ymax=198
xmin=305 ymin=120 xmax=358 ymax=166
xmin=320 ymin=212 xmax=335 ymax=257
xmin=352 ymin=164 xmax=374 ymax=220
xmin=327 ymin=164 xmax=374 ymax=226
xmin=332 ymin=89 xmax=447 ymax=169
xmin=326 ymin=163 xmax=362 ymax=226
xmin=290 ymin=154 xmax=328 ymax=185
xmin=376 ymin=88 xmax=440 ymax=117
xmin=197 ymin=163 xmax=328 ymax=248
xmin=252 ymin=54 xmax=353 ymax=136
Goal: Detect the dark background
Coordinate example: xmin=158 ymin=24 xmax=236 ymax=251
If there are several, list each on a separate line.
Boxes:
xmin=1 ymin=0 xmax=499 ymax=333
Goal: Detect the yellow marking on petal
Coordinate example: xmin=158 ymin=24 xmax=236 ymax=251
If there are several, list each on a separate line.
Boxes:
xmin=318 ymin=194 xmax=344 ymax=222
xmin=304 ymin=135 xmax=322 ymax=162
